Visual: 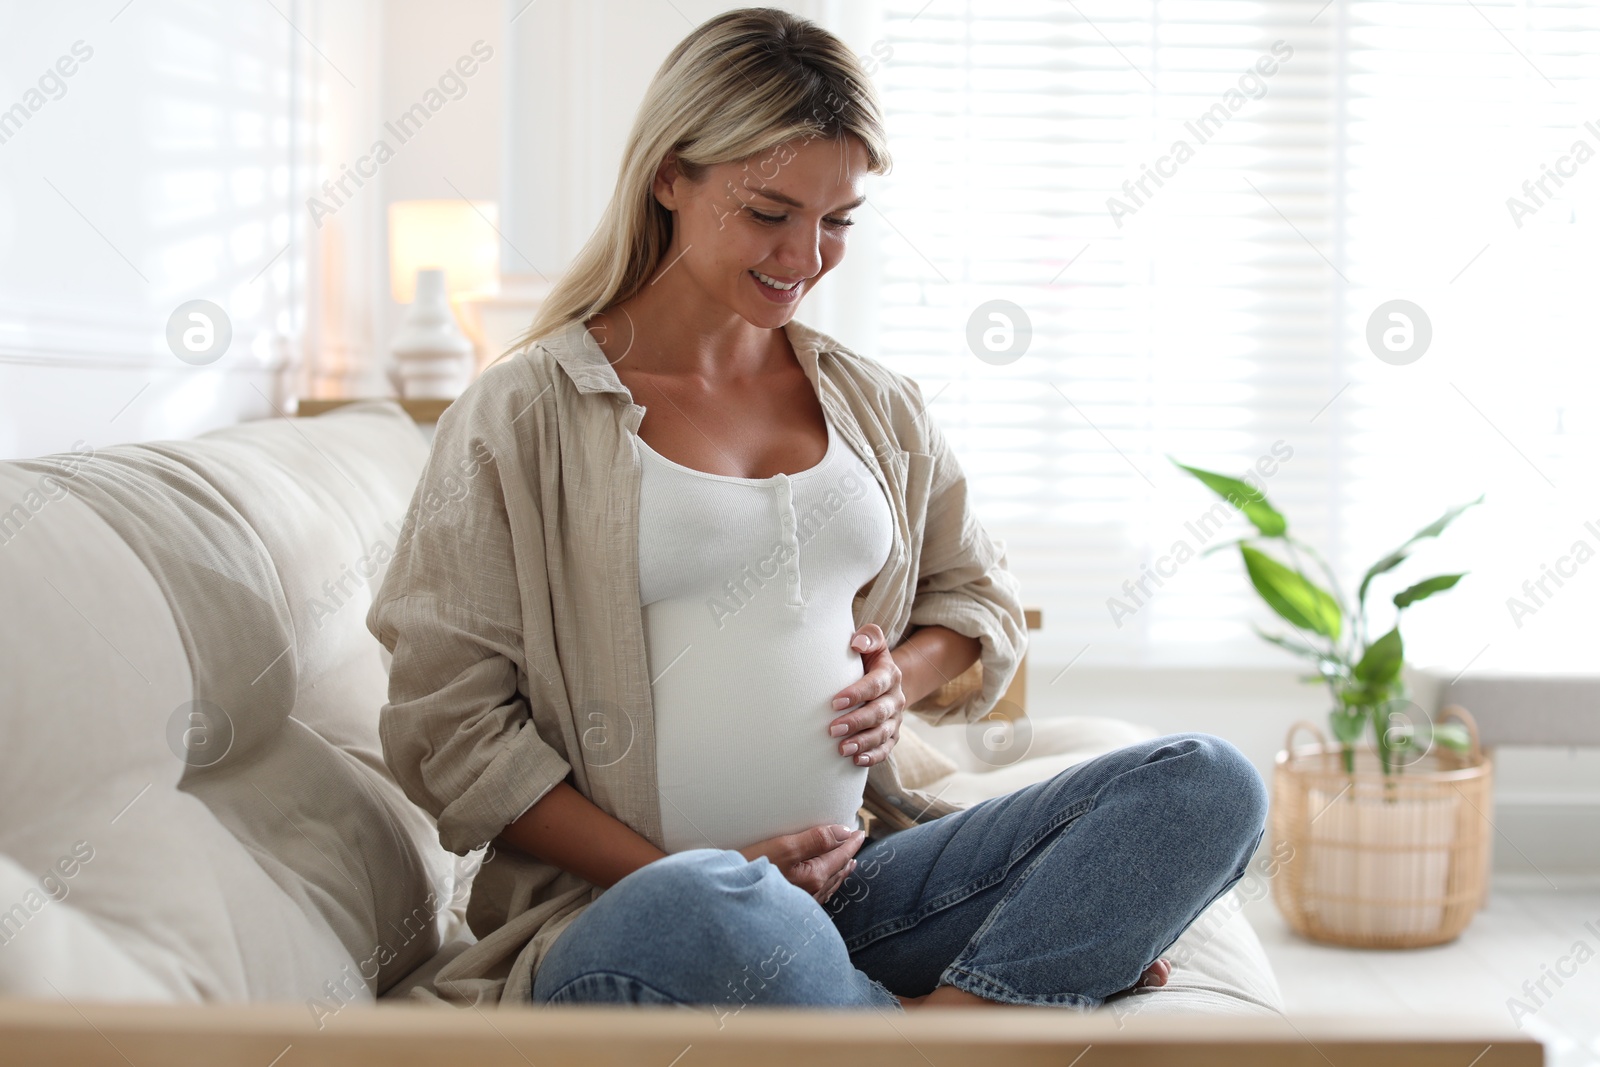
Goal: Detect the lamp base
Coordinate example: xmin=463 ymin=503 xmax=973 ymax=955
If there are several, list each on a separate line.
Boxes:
xmin=391 ymin=267 xmax=474 ymax=400
xmin=391 ymin=358 xmax=471 ymax=400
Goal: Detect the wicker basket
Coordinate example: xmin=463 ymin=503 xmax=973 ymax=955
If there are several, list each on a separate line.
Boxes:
xmin=1270 ymin=704 xmax=1493 ymax=948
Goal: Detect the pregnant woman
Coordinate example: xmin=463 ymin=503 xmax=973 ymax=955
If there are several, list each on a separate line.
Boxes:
xmin=368 ymin=7 xmax=1268 ymax=1014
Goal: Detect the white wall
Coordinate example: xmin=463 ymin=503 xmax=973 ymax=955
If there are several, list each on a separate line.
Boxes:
xmin=0 ymin=0 xmax=312 ymax=459
xmin=371 ymin=0 xmax=501 ymax=371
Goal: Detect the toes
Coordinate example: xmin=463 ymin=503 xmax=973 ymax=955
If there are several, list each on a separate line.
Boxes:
xmin=1137 ymin=958 xmax=1172 ymax=988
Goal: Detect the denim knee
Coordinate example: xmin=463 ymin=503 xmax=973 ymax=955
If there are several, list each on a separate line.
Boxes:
xmin=535 ymin=847 xmax=854 ymax=1008
xmin=1166 ymin=732 xmax=1269 ymax=843
xmin=605 ymin=848 xmax=792 ymax=926
xmin=536 ymin=849 xmax=817 ymax=997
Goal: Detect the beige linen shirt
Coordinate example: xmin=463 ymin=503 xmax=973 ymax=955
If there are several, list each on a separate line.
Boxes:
xmin=366 ymin=315 xmax=1028 ymax=1006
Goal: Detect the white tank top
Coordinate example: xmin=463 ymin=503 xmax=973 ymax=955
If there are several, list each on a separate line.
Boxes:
xmin=636 ymin=414 xmax=894 ymax=853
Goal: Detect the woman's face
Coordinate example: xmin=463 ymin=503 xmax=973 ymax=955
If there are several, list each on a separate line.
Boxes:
xmin=652 ymin=133 xmax=869 ymax=328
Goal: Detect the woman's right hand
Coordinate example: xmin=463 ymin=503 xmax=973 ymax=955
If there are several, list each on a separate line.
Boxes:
xmin=739 ymin=823 xmax=867 ymax=903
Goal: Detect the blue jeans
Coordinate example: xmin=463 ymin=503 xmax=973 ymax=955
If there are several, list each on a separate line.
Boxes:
xmin=530 ymin=732 xmax=1268 ymax=1014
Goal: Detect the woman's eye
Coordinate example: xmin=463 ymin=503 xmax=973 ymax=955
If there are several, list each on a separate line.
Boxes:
xmin=745 ymin=208 xmax=854 ymax=230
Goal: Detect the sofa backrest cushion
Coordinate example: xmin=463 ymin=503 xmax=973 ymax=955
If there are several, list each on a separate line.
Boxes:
xmin=0 ymin=401 xmax=459 ymax=1003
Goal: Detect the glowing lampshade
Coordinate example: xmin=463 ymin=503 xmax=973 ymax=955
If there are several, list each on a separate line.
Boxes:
xmin=388 ymin=200 xmax=500 ymax=303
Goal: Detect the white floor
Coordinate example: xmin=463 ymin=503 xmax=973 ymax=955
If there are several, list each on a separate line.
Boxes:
xmin=1239 ymin=873 xmax=1600 ymax=1066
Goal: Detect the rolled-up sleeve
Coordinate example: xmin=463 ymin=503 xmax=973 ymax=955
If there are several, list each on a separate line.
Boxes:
xmin=902 ymin=379 xmax=1029 ymax=727
xmin=371 ymin=596 xmax=571 ymax=856
xmin=366 ymin=396 xmax=571 ymax=857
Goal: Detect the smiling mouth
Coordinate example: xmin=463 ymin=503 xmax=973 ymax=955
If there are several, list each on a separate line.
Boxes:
xmin=750 ymin=270 xmax=803 ymax=292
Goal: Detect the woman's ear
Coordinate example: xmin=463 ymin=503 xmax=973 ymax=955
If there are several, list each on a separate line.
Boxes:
xmin=652 ymin=152 xmax=683 ymax=211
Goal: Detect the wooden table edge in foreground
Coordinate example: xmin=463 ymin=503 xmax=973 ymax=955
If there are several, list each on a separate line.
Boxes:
xmin=0 ymin=999 xmax=1542 ymax=1067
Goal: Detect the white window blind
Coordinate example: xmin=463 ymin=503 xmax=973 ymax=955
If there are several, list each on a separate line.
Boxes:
xmin=872 ymin=0 xmax=1600 ymax=674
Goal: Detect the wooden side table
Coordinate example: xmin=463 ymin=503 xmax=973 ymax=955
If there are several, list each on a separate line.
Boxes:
xmin=295 ymin=397 xmax=452 ymax=424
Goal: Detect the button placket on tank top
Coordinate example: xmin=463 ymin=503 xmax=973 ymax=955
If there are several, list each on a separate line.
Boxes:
xmin=773 ymin=472 xmax=804 ymax=606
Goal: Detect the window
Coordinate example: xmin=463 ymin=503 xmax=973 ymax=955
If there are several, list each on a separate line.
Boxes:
xmin=0 ymin=1 xmax=312 ymax=455
xmin=873 ymin=0 xmax=1600 ymax=673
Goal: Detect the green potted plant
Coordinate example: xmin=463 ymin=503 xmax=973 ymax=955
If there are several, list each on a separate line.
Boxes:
xmin=1172 ymin=459 xmax=1481 ymax=775
xmin=1171 ymin=458 xmax=1493 ymax=947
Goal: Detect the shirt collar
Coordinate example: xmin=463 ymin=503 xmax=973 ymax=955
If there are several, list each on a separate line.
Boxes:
xmin=540 ymin=315 xmax=829 ymax=400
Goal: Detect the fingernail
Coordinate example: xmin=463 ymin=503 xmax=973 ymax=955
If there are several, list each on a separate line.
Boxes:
xmin=852 ymin=636 xmax=870 ymax=650
xmin=834 ymin=824 xmax=854 ymax=836
xmin=842 ymin=742 xmax=858 ymax=755
xmin=833 ymin=696 xmax=850 ymax=710
xmin=830 ymin=723 xmax=849 ymax=736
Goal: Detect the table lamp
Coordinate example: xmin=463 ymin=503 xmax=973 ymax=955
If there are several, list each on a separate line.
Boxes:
xmin=387 ymin=199 xmax=501 ymax=399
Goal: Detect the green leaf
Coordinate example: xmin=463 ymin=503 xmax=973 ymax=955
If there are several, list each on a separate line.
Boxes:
xmin=1253 ymin=625 xmax=1326 ymax=662
xmin=1171 ymin=460 xmax=1288 ymax=538
xmin=1356 ymin=549 xmax=1411 ymax=609
xmin=1353 ymin=627 xmax=1404 ymax=687
xmin=1241 ymin=546 xmax=1342 ymax=640
xmin=1412 ymin=495 xmax=1485 ymax=541
xmin=1391 ymin=728 xmax=1426 ymax=752
xmin=1339 ymin=688 xmax=1371 ymax=707
xmin=1432 ymin=722 xmax=1473 ymax=754
xmin=1201 ymin=536 xmax=1251 ymax=559
xmin=1255 ymin=625 xmax=1347 ymax=692
xmin=1313 ymin=660 xmax=1347 ymax=682
xmin=1328 ymin=709 xmax=1367 ymax=745
xmin=1393 ymin=573 xmax=1466 ymax=609
xmin=1357 ymin=496 xmax=1484 ymax=607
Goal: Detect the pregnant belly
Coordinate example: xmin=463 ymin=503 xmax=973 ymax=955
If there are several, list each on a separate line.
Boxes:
xmin=650 ymin=607 xmax=871 ymax=854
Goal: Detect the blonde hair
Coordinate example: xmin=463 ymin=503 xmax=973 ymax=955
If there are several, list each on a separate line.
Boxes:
xmin=502 ymin=6 xmax=892 ymax=357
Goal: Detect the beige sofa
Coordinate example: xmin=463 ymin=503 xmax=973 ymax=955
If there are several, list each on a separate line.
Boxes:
xmin=0 ymin=399 xmax=1296 ymax=1051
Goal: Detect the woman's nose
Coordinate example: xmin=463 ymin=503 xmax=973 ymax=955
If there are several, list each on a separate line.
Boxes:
xmin=775 ymin=225 xmax=824 ymax=277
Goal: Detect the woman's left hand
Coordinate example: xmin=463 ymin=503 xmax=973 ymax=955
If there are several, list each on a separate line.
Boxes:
xmin=828 ymin=624 xmax=905 ymax=767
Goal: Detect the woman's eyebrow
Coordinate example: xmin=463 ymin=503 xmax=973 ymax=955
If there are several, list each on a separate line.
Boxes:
xmin=751 ymin=188 xmax=867 ymax=212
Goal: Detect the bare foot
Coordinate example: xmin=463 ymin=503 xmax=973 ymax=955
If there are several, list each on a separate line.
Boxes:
xmin=896 ymin=958 xmax=1171 ymax=1009
xmin=1134 ymin=957 xmax=1171 ymax=989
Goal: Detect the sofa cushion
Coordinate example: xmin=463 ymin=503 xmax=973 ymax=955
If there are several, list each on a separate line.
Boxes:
xmin=0 ymin=402 xmax=461 ymax=1002
xmin=885 ymin=722 xmax=962 ymax=791
xmin=0 ymin=463 xmax=354 ymax=999
xmin=0 ymin=853 xmax=173 ymax=1000
xmin=136 ymin=405 xmax=460 ymax=991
